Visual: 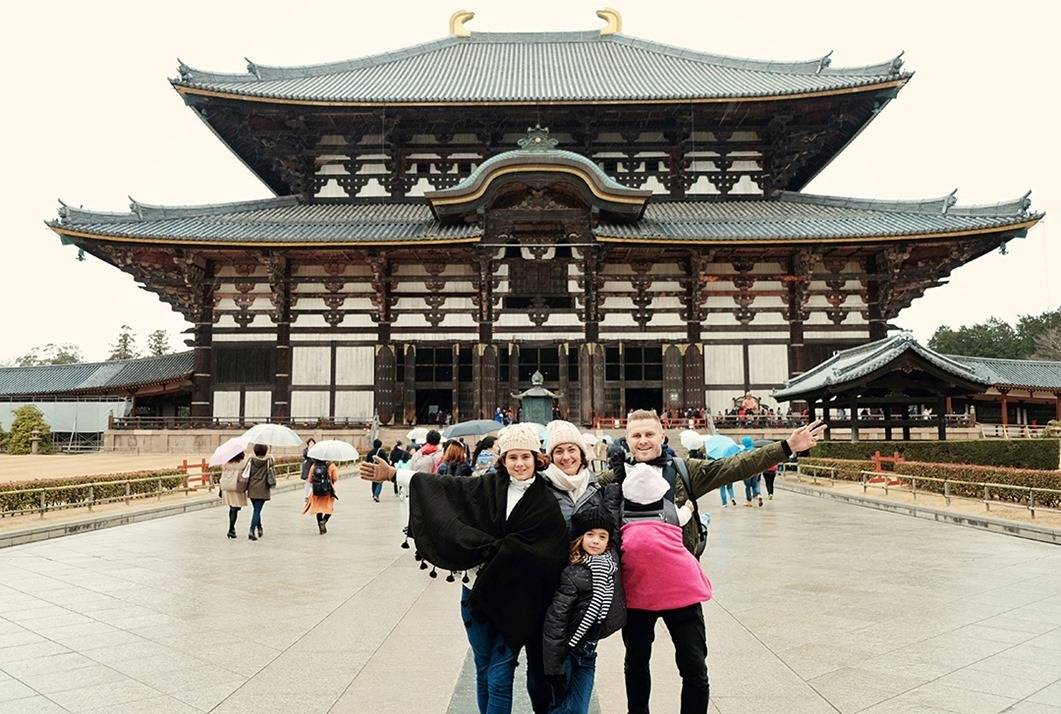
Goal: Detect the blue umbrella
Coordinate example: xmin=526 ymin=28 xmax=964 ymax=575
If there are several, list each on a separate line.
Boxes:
xmin=704 ymin=435 xmax=741 ymax=459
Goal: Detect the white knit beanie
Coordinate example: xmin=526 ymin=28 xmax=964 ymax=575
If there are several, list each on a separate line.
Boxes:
xmin=497 ymin=423 xmax=542 ymax=456
xmin=545 ymin=420 xmax=586 ymax=459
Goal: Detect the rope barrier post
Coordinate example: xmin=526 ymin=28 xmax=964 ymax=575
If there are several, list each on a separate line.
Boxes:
xmin=88 ymin=485 xmax=94 ymax=512
xmin=39 ymin=489 xmax=46 ymax=519
xmin=1029 ymin=489 xmax=1035 ymax=519
xmin=911 ymin=477 xmax=917 ymax=501
xmin=158 ymin=477 xmax=163 ymax=501
xmin=984 ymin=485 xmax=990 ymax=512
xmin=125 ymin=481 xmax=131 ymax=505
xmin=944 ymin=480 xmax=951 ymax=506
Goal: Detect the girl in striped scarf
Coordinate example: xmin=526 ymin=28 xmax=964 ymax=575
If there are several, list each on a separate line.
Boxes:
xmin=542 ymin=507 xmax=626 ymax=714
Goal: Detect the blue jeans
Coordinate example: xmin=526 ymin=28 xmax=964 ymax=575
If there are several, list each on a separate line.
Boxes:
xmin=550 ymin=642 xmax=597 ymax=714
xmin=371 ymin=481 xmax=382 ymax=499
xmin=718 ymin=482 xmax=735 ymax=506
xmin=744 ymin=475 xmax=762 ymax=501
xmin=249 ymin=498 xmax=265 ymax=532
xmin=461 ymin=586 xmax=517 ymax=713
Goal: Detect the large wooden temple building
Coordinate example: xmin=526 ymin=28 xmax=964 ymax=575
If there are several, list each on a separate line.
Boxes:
xmin=48 ymin=11 xmax=1041 ymax=426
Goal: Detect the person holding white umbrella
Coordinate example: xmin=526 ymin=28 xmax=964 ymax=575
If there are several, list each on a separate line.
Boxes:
xmin=245 ymin=444 xmax=277 ymax=541
xmin=303 ymin=440 xmax=358 ymax=534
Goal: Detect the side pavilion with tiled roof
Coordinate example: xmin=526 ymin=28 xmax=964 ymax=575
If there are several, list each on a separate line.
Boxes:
xmin=946 ymin=355 xmax=1061 ymax=427
xmin=0 ymin=353 xmax=193 ymax=440
xmin=45 ymin=10 xmax=1045 ymax=430
xmin=773 ymin=334 xmax=991 ymax=440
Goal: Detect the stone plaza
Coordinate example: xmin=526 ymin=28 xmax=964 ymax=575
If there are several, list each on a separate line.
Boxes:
xmin=1 ymin=478 xmax=1060 ymax=713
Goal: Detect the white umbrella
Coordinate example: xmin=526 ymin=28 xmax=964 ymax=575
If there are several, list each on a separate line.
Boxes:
xmin=307 ymin=440 xmax=359 ymax=463
xmin=407 ymin=427 xmax=429 ymax=444
xmin=208 ymin=437 xmax=247 ymax=467
xmin=679 ymin=429 xmax=705 ymax=451
xmin=241 ymin=423 xmax=303 ymax=447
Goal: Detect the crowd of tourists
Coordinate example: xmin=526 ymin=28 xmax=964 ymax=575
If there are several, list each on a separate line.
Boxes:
xmin=359 ymin=410 xmax=825 ymax=713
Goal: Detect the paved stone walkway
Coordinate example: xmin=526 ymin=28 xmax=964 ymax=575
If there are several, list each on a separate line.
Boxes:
xmin=1 ymin=478 xmax=1060 ymax=713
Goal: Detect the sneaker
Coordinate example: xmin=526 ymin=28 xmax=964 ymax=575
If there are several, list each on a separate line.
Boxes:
xmin=731 ymin=499 xmax=737 ymax=506
xmin=758 ymin=496 xmax=764 ymax=507
xmin=373 ymin=496 xmax=380 ymax=503
xmin=769 ymin=494 xmax=774 ymax=501
xmin=227 ymin=530 xmax=236 ymax=539
xmin=257 ymin=526 xmax=263 ymax=538
xmin=248 ymin=531 xmax=257 ymax=541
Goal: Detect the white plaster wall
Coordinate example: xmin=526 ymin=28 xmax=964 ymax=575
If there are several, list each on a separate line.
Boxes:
xmin=291 ymin=391 xmax=330 ymax=420
xmin=212 ymin=391 xmax=240 ymax=419
xmin=292 ymin=346 xmax=332 ymax=386
xmin=335 ymin=346 xmax=375 ymax=385
xmin=244 ymin=391 xmax=273 ymax=421
xmin=335 ymin=391 xmax=374 ymax=419
xmin=748 ymin=344 xmax=790 ymax=384
xmin=704 ymin=344 xmax=744 ymax=385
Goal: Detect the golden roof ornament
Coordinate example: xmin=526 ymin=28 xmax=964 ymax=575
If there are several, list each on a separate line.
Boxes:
xmin=597 ymin=8 xmax=622 ymax=36
xmin=449 ymin=10 xmax=475 ymax=38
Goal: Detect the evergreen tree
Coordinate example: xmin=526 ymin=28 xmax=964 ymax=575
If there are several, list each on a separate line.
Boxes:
xmin=0 ymin=421 xmax=7 ymax=452
xmin=6 ymin=405 xmax=52 ymax=454
xmin=928 ymin=318 xmax=1022 ymax=359
xmin=146 ymin=330 xmax=170 ymax=357
xmin=108 ymin=325 xmax=140 ymax=361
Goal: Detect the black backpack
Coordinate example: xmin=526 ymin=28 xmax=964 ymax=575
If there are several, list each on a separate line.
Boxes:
xmin=311 ymin=462 xmax=332 ymax=497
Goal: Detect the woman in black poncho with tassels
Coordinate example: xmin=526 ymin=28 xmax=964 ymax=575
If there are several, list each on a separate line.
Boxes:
xmin=360 ymin=422 xmax=568 ymax=714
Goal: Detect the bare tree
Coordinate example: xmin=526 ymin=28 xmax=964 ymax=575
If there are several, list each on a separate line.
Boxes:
xmin=1032 ymin=325 xmax=1061 ymax=361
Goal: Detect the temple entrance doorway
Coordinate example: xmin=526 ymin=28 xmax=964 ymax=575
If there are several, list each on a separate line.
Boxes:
xmin=624 ymin=388 xmax=662 ymax=415
xmin=415 ymin=389 xmax=452 ymax=425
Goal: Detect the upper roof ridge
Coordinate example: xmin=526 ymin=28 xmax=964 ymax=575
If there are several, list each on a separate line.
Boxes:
xmin=175 ymin=31 xmax=906 ymax=86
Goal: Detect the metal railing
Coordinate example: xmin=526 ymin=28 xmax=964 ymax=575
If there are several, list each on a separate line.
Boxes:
xmin=855 ymin=470 xmax=1061 ymax=519
xmin=979 ymin=424 xmax=1049 ymax=439
xmin=778 ymin=462 xmax=835 ymax=485
xmin=0 ymin=462 xmax=302 ymax=520
xmin=780 ymin=462 xmax=1061 ymax=520
xmin=111 ymin=416 xmax=374 ymax=430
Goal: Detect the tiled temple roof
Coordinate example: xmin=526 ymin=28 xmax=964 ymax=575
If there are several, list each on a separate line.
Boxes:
xmin=772 ymin=335 xmax=988 ymax=401
xmin=0 ymin=352 xmax=193 ymax=397
xmin=173 ymin=31 xmax=908 ymax=105
xmin=49 ymin=191 xmax=1038 ymax=247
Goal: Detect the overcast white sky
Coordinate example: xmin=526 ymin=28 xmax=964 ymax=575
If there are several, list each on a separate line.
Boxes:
xmin=3 ymin=0 xmax=1056 ymax=363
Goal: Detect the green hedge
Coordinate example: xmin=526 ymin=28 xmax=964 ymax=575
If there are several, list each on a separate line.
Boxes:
xmin=0 ymin=457 xmax=301 ymax=516
xmin=799 ymin=457 xmax=1061 ymax=508
xmin=809 ymin=439 xmax=1061 ymax=471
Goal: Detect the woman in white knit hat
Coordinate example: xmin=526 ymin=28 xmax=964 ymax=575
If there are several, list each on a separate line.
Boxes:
xmin=543 ymin=420 xmax=618 ymax=529
xmin=361 ymin=422 xmax=567 ymax=714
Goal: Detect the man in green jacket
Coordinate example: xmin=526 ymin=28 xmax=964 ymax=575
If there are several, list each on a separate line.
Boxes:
xmin=604 ymin=409 xmax=825 ymax=713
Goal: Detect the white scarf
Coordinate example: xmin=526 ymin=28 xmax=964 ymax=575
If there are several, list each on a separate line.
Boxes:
xmin=544 ymin=463 xmax=591 ymax=504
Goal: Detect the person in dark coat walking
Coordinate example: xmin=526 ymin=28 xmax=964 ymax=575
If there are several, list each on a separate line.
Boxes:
xmin=245 ymin=444 xmax=275 ymax=541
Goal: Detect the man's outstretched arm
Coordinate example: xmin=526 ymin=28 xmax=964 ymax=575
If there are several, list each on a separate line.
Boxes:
xmin=686 ymin=420 xmax=826 ymax=499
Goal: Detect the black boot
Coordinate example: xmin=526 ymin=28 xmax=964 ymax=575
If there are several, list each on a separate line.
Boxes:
xmin=228 ymin=507 xmax=239 ymax=538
